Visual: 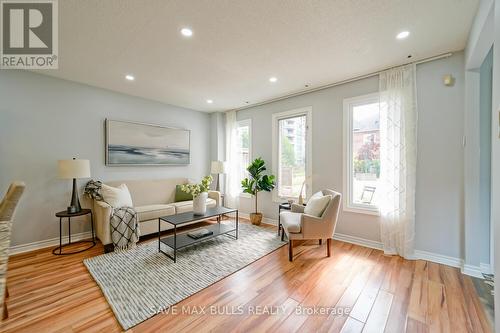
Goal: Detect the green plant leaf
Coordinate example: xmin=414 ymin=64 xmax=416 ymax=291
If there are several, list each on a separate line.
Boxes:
xmin=241 ymin=158 xmax=276 ymax=211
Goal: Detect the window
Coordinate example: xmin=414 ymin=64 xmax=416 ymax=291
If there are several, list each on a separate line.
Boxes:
xmin=236 ymin=119 xmax=251 ymax=196
xmin=344 ymin=93 xmax=380 ymax=214
xmin=272 ymin=107 xmax=312 ymax=201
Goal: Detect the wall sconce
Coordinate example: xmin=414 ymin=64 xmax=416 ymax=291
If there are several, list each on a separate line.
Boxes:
xmin=443 ymin=74 xmax=455 ymax=87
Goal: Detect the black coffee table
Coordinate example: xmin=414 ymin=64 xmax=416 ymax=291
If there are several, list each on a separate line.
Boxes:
xmin=158 ymin=206 xmax=238 ymax=262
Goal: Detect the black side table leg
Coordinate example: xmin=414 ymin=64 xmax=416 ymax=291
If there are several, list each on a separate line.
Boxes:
xmin=59 ymin=217 xmax=62 ymax=254
xmin=90 ymin=211 xmax=95 ymax=243
xmin=236 ymin=210 xmax=239 ymax=239
xmin=278 ymin=208 xmax=281 ymax=235
xmin=68 ymin=217 xmax=71 ymax=244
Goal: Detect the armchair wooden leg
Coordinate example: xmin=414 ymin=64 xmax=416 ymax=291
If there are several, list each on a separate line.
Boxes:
xmin=327 ymin=238 xmax=332 ymax=257
xmin=288 ymin=240 xmax=293 ymax=262
xmin=2 ymin=299 xmax=7 ymax=320
xmin=2 ymin=286 xmax=8 ymax=320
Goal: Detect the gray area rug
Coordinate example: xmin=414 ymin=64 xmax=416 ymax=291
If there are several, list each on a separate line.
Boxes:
xmin=84 ymin=223 xmax=286 ymax=330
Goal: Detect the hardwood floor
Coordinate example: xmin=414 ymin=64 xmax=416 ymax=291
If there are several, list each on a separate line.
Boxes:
xmin=0 ymin=220 xmax=492 ymax=333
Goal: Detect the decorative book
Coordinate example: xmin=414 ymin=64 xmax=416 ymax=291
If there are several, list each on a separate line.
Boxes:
xmin=187 ymin=228 xmax=213 ymax=239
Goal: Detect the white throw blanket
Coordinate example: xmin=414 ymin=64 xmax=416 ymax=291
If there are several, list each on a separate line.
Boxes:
xmin=110 ymin=207 xmax=140 ymax=251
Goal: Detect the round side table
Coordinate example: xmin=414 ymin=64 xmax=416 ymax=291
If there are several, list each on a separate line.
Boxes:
xmin=53 ymin=208 xmax=96 ymax=255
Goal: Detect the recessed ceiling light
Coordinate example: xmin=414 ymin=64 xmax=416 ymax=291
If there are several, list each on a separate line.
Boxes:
xmin=125 ymin=74 xmax=135 ymax=81
xmin=181 ymin=28 xmax=193 ymax=37
xmin=206 ymin=99 xmax=213 ymax=104
xmin=396 ymin=31 xmax=410 ymax=40
xmin=269 ymin=77 xmax=278 ymax=83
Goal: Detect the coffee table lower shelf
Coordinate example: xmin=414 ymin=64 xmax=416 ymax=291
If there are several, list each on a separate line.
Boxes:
xmin=160 ymin=223 xmax=236 ymax=248
xmin=158 ymin=207 xmax=239 ymax=262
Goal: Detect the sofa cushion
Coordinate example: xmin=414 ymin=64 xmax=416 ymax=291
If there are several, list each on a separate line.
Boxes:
xmin=308 ymin=191 xmax=324 ymax=203
xmin=171 ymin=198 xmax=217 ymax=214
xmin=304 ymin=195 xmax=332 ymax=217
xmin=101 ymin=184 xmax=133 ymax=208
xmin=175 ymin=185 xmax=193 ymax=202
xmin=135 ymin=204 xmax=175 ymax=222
xmin=105 ymin=178 xmax=188 ymax=207
xmin=280 ymin=211 xmax=302 ymax=233
xmin=206 ymin=198 xmax=217 ymax=208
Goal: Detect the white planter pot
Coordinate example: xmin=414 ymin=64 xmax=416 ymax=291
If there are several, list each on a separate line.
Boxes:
xmin=193 ymin=192 xmax=208 ymax=215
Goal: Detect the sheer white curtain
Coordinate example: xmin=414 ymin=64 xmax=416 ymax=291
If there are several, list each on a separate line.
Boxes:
xmin=225 ymin=111 xmax=240 ymax=208
xmin=379 ymin=64 xmax=417 ymax=259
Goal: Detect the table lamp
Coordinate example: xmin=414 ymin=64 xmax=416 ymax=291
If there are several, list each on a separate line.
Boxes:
xmin=211 ymin=161 xmax=226 ymax=192
xmin=58 ymin=158 xmax=91 ymax=213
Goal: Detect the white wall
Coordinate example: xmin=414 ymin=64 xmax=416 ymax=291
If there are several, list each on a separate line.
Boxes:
xmin=414 ymin=53 xmax=465 ymax=259
xmin=464 ymin=0 xmax=496 ymax=274
xmin=464 ymin=1 xmax=499 ymax=327
xmin=0 ymin=70 xmax=212 ymax=246
xmin=234 ymin=53 xmax=466 ymax=259
xmin=479 ymin=49 xmax=493 ymax=266
xmin=492 ymin=0 xmax=500 ymax=330
xmin=209 ymin=112 xmax=226 ymax=191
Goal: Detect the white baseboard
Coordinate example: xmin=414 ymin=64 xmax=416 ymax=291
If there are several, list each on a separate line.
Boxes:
xmin=413 ymin=250 xmax=463 ymax=269
xmin=480 ymin=263 xmax=493 ymax=275
xmin=333 ymin=233 xmax=383 ymax=251
xmin=9 ymin=231 xmax=93 ymax=255
xmin=413 ymin=250 xmax=491 ymax=279
xmin=238 ymin=212 xmax=278 ymax=226
xmin=462 ymin=264 xmax=484 ymax=279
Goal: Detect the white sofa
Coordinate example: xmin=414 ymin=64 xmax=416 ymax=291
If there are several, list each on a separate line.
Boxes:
xmin=92 ymin=178 xmax=221 ymax=247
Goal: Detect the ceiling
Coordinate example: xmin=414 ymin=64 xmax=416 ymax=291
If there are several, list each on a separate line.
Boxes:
xmin=39 ymin=0 xmax=479 ymax=112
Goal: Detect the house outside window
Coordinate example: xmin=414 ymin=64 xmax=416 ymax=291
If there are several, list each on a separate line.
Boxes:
xmin=236 ymin=119 xmax=251 ymax=197
xmin=343 ymin=93 xmax=381 ymax=214
xmin=272 ymin=107 xmax=312 ymax=201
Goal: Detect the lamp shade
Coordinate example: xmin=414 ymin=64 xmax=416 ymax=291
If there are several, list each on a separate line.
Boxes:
xmin=58 ymin=159 xmax=91 ymax=179
xmin=210 ymin=160 xmax=226 ymax=174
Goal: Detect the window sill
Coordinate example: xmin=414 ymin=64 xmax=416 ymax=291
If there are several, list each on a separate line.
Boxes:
xmin=343 ymin=205 xmax=380 ymax=216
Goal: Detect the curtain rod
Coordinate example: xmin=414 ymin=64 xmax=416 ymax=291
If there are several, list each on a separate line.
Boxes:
xmin=231 ymin=52 xmax=453 ymax=112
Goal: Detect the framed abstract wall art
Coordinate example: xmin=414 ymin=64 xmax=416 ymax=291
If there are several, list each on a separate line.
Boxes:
xmin=105 ymin=119 xmax=190 ymax=165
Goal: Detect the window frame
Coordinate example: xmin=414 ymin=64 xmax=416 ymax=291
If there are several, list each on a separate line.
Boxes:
xmin=272 ymin=107 xmax=312 ymax=203
xmin=237 ymin=118 xmax=252 ymax=198
xmin=343 ymin=93 xmax=381 ymax=216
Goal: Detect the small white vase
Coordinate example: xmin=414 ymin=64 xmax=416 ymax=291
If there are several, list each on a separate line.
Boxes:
xmin=193 ymin=192 xmax=208 ymax=215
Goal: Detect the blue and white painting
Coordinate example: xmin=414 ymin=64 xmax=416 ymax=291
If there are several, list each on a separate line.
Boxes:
xmin=106 ymin=119 xmax=190 ymax=165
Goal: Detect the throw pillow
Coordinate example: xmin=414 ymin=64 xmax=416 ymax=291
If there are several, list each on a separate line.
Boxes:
xmin=304 ymin=194 xmax=332 ymax=217
xmin=308 ymin=191 xmax=324 ymax=202
xmin=175 ymin=184 xmax=193 ymax=202
xmin=101 ymin=184 xmax=133 ymax=208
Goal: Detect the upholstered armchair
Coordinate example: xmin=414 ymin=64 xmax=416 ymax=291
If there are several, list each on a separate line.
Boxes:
xmin=0 ymin=181 xmax=26 ymax=320
xmin=280 ymin=189 xmax=341 ymax=261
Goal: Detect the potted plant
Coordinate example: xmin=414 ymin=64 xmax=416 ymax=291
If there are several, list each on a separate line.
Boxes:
xmin=181 ymin=175 xmax=213 ymax=215
xmin=241 ymin=158 xmax=276 ymax=225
